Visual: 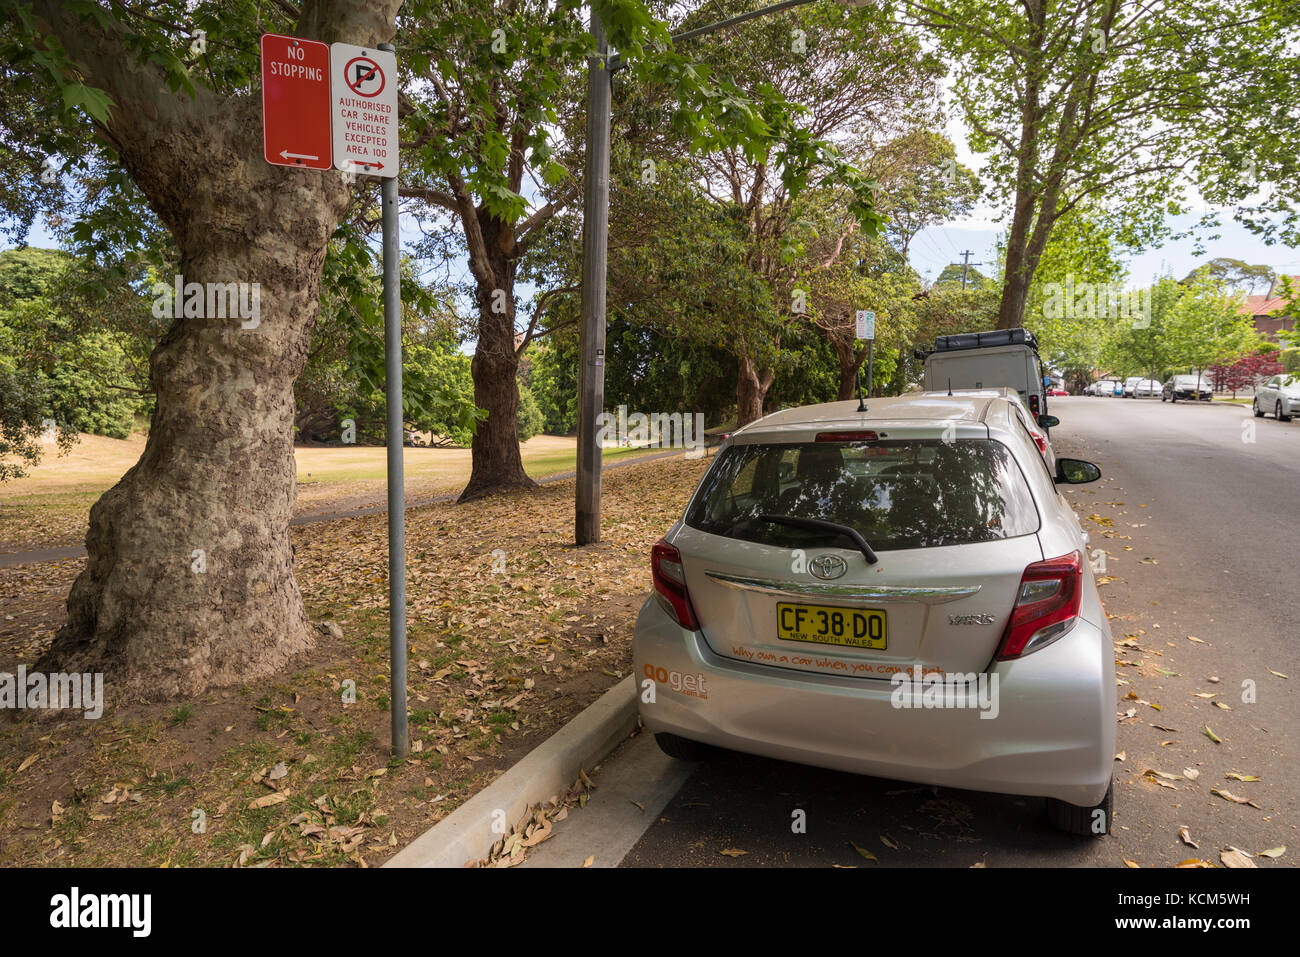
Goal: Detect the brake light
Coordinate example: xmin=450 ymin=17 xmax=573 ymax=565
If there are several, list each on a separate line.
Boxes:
xmin=816 ymin=430 xmax=878 ymax=442
xmin=651 ymin=540 xmax=699 ymax=630
xmin=995 ymin=550 xmax=1082 ymax=660
xmin=1031 ymin=431 xmax=1048 ymax=455
xmin=1028 ymin=394 xmax=1040 ymax=414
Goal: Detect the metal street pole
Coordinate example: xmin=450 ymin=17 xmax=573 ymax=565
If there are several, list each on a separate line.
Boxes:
xmin=575 ymin=12 xmax=611 ymax=546
xmin=379 ymin=40 xmax=408 ymax=759
xmin=866 ymin=338 xmax=874 ymax=397
xmin=575 ymin=0 xmax=831 ymax=546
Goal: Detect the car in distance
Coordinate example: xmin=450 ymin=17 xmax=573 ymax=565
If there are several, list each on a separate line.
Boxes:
xmin=1048 ymin=387 xmax=1070 ymax=397
xmin=1134 ymin=378 xmax=1161 ymax=398
xmin=1253 ymin=373 xmax=1300 ymax=421
xmin=634 ymin=394 xmax=1116 ymax=836
xmin=1162 ymin=374 xmax=1213 ymax=402
xmin=1093 ymin=378 xmax=1122 ymax=397
xmin=1121 ymin=376 xmax=1143 ymax=398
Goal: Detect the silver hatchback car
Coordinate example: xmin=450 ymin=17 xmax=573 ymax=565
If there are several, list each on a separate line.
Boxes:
xmin=634 ymin=394 xmax=1116 ymax=836
xmin=1253 ymin=373 xmax=1300 ymax=422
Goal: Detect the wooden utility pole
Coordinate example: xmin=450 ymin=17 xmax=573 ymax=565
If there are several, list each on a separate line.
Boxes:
xmin=575 ymin=12 xmax=611 ymax=545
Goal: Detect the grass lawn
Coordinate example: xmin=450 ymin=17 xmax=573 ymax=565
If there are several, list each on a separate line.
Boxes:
xmin=0 ymin=432 xmax=666 ymax=550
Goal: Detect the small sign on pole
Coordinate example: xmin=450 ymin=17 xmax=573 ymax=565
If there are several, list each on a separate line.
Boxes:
xmin=330 ymin=43 xmax=398 ymax=177
xmin=261 ymin=34 xmax=332 ymax=170
xmin=856 ymin=309 xmax=876 ymax=340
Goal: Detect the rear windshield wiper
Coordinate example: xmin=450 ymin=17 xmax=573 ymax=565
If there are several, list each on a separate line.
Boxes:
xmin=756 ymin=514 xmax=878 ymax=565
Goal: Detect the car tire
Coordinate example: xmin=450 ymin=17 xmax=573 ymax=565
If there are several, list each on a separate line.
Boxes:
xmin=1254 ymin=400 xmax=1264 ymax=418
xmin=654 ymin=732 xmax=717 ymax=763
xmin=1278 ymin=401 xmax=1292 ymax=423
xmin=1046 ymin=777 xmax=1114 ymax=838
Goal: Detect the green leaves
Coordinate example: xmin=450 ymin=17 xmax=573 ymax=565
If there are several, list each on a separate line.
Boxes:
xmin=59 ymin=84 xmax=116 ymax=124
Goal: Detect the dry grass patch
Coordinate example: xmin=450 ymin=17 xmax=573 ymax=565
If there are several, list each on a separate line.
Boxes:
xmin=1 ymin=433 xmax=664 ymax=551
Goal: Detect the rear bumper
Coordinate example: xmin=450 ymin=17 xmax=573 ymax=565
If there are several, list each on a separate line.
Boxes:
xmin=634 ymin=596 xmax=1116 ymax=806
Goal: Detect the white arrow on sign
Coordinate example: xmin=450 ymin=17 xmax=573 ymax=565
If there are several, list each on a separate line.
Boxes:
xmin=280 ymin=149 xmax=320 ymax=161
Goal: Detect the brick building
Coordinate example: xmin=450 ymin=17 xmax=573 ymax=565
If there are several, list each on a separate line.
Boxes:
xmin=1236 ymin=275 xmax=1299 ymax=342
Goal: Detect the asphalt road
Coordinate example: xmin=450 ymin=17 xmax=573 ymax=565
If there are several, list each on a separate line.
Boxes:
xmin=554 ymin=397 xmax=1299 ymax=868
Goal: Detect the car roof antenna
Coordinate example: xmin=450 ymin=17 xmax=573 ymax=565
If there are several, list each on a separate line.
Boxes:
xmin=856 ymin=367 xmax=867 ymax=412
xmin=947 ymin=377 xmax=953 ymax=396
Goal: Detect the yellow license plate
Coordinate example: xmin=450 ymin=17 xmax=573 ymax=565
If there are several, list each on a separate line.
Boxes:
xmin=777 ymin=603 xmax=887 ymax=649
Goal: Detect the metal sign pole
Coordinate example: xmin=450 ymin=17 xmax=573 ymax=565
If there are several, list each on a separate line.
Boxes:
xmin=378 ymin=40 xmax=408 ymax=760
xmin=866 ymin=339 xmax=874 ymax=397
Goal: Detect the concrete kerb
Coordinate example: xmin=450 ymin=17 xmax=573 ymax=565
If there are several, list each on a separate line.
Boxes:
xmin=384 ymin=674 xmax=638 ymax=868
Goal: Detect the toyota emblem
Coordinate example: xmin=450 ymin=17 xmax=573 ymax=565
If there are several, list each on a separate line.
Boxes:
xmin=809 ymin=555 xmax=848 ymax=580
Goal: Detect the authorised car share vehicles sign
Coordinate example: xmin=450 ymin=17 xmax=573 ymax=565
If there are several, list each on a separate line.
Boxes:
xmin=329 ymin=42 xmax=398 ymax=177
xmin=261 ymin=33 xmax=331 ymax=170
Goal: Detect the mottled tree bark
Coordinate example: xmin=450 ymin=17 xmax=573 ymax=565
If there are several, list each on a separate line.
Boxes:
xmin=32 ymin=0 xmax=401 ymax=698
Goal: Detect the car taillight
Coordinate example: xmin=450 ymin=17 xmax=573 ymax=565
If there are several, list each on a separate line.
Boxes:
xmin=1028 ymin=394 xmax=1040 ymax=414
xmin=995 ymin=550 xmax=1082 ymax=660
xmin=816 ymin=430 xmax=878 ymax=442
xmin=651 ymin=540 xmax=699 ymax=630
xmin=1032 ymin=432 xmax=1048 ymax=454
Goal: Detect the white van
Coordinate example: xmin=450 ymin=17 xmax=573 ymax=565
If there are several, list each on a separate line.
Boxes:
xmin=919 ymin=329 xmax=1050 ymax=420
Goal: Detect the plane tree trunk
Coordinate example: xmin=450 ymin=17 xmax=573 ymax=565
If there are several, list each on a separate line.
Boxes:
xmin=32 ymin=0 xmax=400 ymax=699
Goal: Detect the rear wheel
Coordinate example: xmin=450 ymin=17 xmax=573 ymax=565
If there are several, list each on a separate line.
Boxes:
xmin=1046 ymin=778 xmax=1114 ymax=837
xmin=1278 ymin=401 xmax=1292 ymax=423
xmin=654 ymin=732 xmax=717 ymax=762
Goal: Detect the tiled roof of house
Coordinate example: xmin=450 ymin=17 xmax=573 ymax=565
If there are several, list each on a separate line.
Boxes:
xmin=1237 ymin=275 xmax=1300 ymax=317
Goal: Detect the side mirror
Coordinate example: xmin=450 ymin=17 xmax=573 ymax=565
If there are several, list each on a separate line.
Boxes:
xmin=1037 ymin=414 xmax=1060 ymax=429
xmin=1055 ymin=458 xmax=1101 ymax=484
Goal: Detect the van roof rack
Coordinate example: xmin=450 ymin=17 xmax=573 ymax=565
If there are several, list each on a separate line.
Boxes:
xmin=932 ymin=328 xmax=1039 ymax=354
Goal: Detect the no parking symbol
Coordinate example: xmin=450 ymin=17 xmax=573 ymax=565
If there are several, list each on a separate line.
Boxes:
xmin=343 ymin=55 xmax=386 ymax=97
xmin=329 ymin=42 xmax=398 ymax=177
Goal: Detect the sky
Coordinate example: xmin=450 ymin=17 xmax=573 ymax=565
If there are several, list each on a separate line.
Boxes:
xmin=908 ymin=216 xmax=1300 ymax=292
xmin=904 ymin=105 xmax=1299 ymax=290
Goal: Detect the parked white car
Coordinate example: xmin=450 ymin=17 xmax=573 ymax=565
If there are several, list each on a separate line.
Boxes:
xmin=1253 ymin=373 xmax=1300 ymax=422
xmin=635 ymin=393 xmax=1116 ymax=836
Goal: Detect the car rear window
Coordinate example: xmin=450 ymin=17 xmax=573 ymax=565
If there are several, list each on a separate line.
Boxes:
xmin=684 ymin=438 xmax=1040 ymax=551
